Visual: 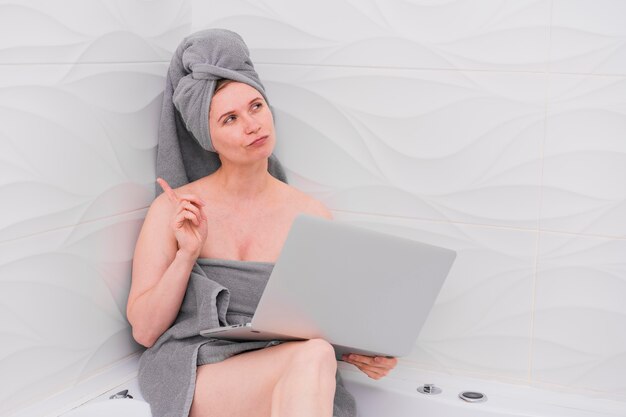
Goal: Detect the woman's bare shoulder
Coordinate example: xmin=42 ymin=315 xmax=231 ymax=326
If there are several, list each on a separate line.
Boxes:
xmin=147 ymin=189 xmax=170 ymax=216
xmin=148 ymin=178 xmax=203 ymax=217
xmin=156 ymin=177 xmax=208 ymax=200
xmin=277 ymin=181 xmax=332 ymax=219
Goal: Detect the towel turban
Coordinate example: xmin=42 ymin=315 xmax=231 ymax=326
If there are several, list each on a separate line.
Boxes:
xmin=172 ymin=28 xmax=269 ymax=152
xmin=155 ymin=29 xmax=286 ymax=197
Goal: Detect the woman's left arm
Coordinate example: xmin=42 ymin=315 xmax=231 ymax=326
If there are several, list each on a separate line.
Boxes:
xmin=341 ymin=354 xmax=398 ymax=380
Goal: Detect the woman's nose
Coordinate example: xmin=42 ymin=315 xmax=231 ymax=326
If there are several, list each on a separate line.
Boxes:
xmin=243 ymin=115 xmax=261 ymax=134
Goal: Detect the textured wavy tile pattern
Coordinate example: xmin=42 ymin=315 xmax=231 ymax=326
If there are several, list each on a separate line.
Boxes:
xmin=534 ymin=233 xmax=626 ymax=397
xmin=542 ymin=74 xmax=626 ymax=238
xmin=0 ymin=1 xmax=190 ymax=413
xmin=192 ymin=0 xmax=551 ymax=71
xmin=0 ymin=0 xmax=191 ymax=63
xmin=551 ymin=0 xmax=626 ymax=75
xmin=0 ymin=211 xmax=145 ymax=415
xmin=261 ymin=64 xmax=546 ymax=229
xmin=0 ymin=63 xmax=166 ymax=242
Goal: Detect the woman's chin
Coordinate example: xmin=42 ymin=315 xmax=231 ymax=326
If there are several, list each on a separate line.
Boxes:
xmin=236 ymin=148 xmax=275 ymax=166
xmin=250 ymin=139 xmax=275 ymax=159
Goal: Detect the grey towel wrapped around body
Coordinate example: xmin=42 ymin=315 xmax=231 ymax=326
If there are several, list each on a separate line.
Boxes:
xmin=139 ymin=28 xmax=356 ymax=417
xmin=138 ymin=259 xmax=357 ymax=417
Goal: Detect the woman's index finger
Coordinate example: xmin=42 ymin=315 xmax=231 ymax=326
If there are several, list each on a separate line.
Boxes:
xmin=156 ymin=177 xmax=178 ymax=202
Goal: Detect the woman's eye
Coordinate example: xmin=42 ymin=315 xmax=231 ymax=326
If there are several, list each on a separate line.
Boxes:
xmin=223 ymin=115 xmax=236 ymax=124
xmin=252 ymin=102 xmax=263 ymax=111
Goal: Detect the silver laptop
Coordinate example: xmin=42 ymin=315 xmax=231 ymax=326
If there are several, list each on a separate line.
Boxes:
xmin=199 ymin=214 xmax=456 ymax=358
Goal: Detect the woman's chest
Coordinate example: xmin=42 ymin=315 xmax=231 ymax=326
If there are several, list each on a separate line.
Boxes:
xmin=200 ymin=207 xmax=296 ymax=262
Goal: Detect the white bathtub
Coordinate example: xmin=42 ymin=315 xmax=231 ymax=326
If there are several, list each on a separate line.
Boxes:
xmin=57 ymin=360 xmax=625 ymax=417
xmin=56 ymin=363 xmax=626 ymax=417
xmin=339 ymin=363 xmax=625 ymax=417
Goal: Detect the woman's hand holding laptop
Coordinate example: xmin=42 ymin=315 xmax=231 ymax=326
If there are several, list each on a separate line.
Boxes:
xmin=342 ymin=354 xmax=398 ymax=380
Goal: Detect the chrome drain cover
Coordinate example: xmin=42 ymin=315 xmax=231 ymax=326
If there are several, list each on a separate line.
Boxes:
xmin=459 ymin=391 xmax=487 ymax=403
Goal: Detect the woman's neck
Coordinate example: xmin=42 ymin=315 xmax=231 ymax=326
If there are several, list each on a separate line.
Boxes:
xmin=212 ymin=158 xmax=273 ymax=200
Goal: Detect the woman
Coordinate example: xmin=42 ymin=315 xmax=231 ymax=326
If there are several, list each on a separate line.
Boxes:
xmin=127 ymin=30 xmax=397 ymax=417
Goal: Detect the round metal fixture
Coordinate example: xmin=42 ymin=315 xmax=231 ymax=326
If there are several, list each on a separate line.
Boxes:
xmin=417 ymin=383 xmax=442 ymax=395
xmin=459 ymin=391 xmax=486 ymax=403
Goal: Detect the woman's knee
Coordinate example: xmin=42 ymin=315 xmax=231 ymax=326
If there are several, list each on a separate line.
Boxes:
xmin=291 ymin=338 xmax=337 ymax=373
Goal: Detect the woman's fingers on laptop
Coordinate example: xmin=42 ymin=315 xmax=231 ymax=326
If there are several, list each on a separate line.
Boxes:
xmin=341 ymin=354 xmax=398 ymax=380
xmin=343 ymin=353 xmax=397 ymax=368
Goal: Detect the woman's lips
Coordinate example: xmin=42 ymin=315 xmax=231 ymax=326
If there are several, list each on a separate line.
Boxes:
xmin=248 ymin=135 xmax=268 ymax=147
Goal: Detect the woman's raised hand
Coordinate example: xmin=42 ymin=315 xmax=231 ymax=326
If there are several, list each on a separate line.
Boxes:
xmin=157 ymin=177 xmax=208 ymax=259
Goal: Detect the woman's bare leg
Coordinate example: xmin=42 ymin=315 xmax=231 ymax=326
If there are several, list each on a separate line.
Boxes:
xmin=190 ymin=338 xmax=337 ymax=417
xmin=270 ymin=339 xmax=337 ymax=417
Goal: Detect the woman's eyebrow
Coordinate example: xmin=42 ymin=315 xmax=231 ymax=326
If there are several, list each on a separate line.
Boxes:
xmin=217 ymin=96 xmax=263 ymax=122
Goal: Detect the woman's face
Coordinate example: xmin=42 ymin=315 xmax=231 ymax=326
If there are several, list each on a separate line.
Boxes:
xmin=208 ymin=81 xmax=275 ymax=164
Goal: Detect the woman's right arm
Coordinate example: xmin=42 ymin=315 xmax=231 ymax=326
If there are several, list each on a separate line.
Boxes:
xmin=126 ymin=179 xmax=207 ymax=348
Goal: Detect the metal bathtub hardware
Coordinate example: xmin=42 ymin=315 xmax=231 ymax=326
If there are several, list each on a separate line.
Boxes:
xmin=459 ymin=391 xmax=487 ymax=403
xmin=109 ymin=389 xmax=134 ymax=400
xmin=417 ymin=383 xmax=442 ymax=395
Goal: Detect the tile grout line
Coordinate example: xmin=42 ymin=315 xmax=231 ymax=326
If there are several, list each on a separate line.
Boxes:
xmin=0 ymin=61 xmax=171 ymax=67
xmin=256 ymin=61 xmax=626 ymax=79
xmin=0 ymin=206 xmax=150 ymax=245
xmin=527 ymin=0 xmax=556 ymax=385
xmin=329 ymin=208 xmax=626 ymax=241
xmin=0 ymin=60 xmax=623 ymax=79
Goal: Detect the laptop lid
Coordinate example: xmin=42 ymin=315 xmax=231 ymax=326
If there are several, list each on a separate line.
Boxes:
xmin=249 ymin=214 xmax=456 ymax=357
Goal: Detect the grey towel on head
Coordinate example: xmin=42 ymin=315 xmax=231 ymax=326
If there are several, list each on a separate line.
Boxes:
xmin=155 ymin=28 xmax=286 ymax=196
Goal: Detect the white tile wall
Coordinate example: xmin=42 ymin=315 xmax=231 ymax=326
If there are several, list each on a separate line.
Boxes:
xmin=533 ymin=232 xmax=626 ymax=397
xmin=192 ymin=0 xmax=551 ymax=71
xmin=551 ymin=0 xmax=626 ymax=76
xmin=0 ymin=0 xmax=191 ymax=63
xmin=260 ymin=64 xmax=546 ymax=229
xmin=541 ymin=73 xmax=626 ymax=238
xmin=0 ymin=63 xmax=166 ymax=242
xmin=0 ymin=0 xmax=190 ymax=414
xmin=0 ymin=210 xmax=146 ymax=415
xmin=2 ymin=0 xmax=626 ymax=413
